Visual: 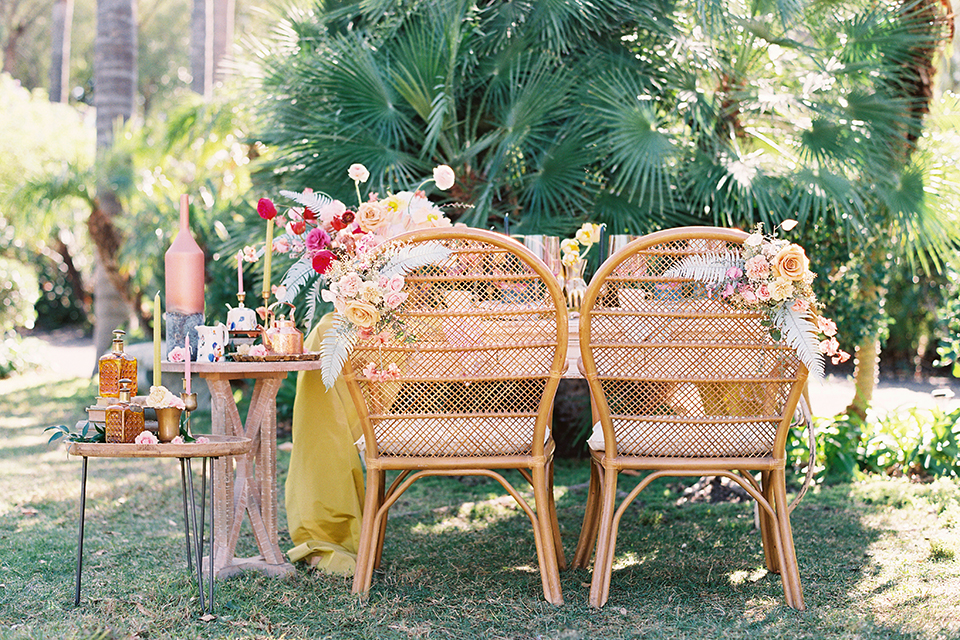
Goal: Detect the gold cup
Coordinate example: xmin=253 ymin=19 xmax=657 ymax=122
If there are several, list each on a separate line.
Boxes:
xmin=156 ymin=407 xmax=183 ymax=442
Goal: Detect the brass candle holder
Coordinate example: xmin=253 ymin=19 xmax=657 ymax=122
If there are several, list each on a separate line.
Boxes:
xmin=181 ymin=380 xmax=198 ymax=438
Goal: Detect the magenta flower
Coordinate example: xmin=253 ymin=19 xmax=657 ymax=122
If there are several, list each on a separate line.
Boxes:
xmin=305 ymin=227 xmax=331 ymax=252
xmin=257 ymin=198 xmax=277 ymax=220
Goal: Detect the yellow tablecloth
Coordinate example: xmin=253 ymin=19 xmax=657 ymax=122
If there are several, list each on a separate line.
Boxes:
xmin=285 ymin=314 xmax=364 ymax=574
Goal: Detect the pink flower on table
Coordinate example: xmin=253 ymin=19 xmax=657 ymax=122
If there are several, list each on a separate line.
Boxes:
xmin=249 ymin=344 xmax=268 ymax=357
xmin=135 ymin=431 xmax=159 ymax=445
xmin=170 ymin=435 xmax=185 ymax=445
xmin=195 ymin=436 xmax=209 ymax=444
xmin=168 ymin=347 xmax=188 ymax=363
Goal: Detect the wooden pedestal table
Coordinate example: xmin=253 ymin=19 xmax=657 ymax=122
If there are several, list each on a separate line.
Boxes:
xmin=68 ymin=435 xmax=251 ymax=615
xmin=162 ymin=358 xmax=324 ymax=578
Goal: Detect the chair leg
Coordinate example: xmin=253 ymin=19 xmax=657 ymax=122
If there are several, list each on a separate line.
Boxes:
xmin=771 ymin=468 xmax=805 ymax=610
xmin=532 ymin=465 xmax=564 ymax=605
xmin=352 ymin=468 xmax=385 ymax=596
xmin=589 ymin=464 xmax=619 ymax=608
xmin=572 ymin=457 xmax=602 ymax=569
xmin=757 ymin=470 xmax=781 ymax=574
xmin=546 ymin=460 xmax=566 ymax=570
xmin=373 ymin=473 xmax=388 ymax=570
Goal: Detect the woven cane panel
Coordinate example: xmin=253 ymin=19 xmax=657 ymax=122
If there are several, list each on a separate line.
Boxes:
xmin=585 ymin=237 xmax=803 ymax=458
xmin=348 ymin=235 xmax=562 ymax=458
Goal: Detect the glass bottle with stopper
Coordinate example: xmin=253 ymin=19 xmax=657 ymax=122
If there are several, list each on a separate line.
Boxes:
xmin=98 ymin=329 xmax=138 ymax=398
xmin=105 ymin=379 xmax=144 ymax=443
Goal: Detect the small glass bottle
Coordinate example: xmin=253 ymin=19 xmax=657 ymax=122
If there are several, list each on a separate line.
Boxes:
xmin=98 ymin=329 xmax=138 ymax=398
xmin=105 ymin=379 xmax=144 ymax=443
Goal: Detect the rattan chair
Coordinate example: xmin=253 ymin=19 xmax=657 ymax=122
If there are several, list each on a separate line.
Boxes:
xmin=571 ymin=226 xmax=809 ymax=609
xmin=343 ymin=228 xmax=568 ymax=605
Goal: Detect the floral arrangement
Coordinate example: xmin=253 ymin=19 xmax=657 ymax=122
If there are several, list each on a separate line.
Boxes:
xmin=250 ymin=163 xmax=460 ymax=388
xmin=146 ymin=385 xmax=186 ymax=410
xmin=670 ymin=221 xmax=849 ymax=379
xmin=561 ymin=223 xmax=603 ymax=267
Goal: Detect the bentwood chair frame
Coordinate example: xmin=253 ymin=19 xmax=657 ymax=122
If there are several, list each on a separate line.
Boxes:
xmin=571 ymin=226 xmax=809 ymax=609
xmin=343 ymin=228 xmax=569 ymax=605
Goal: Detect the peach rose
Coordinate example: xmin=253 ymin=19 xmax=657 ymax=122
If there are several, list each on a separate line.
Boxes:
xmin=348 ymin=163 xmax=370 ymax=183
xmin=771 ymin=243 xmax=808 ymax=281
xmin=433 ymin=165 xmax=455 ymax=190
xmin=356 ymin=201 xmax=390 ymax=233
xmin=343 ymin=299 xmax=381 ymax=328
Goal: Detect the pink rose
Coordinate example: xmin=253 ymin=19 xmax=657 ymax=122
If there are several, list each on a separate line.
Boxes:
xmin=305 ymin=227 xmax=331 ymax=252
xmin=170 ymin=435 xmax=184 ymax=445
xmin=338 ymin=272 xmax=363 ymax=297
xmin=384 ymin=290 xmax=408 ymax=309
xmin=195 ymin=436 xmax=209 ymax=444
xmin=386 ymin=274 xmax=404 ymax=293
xmin=135 ymin=431 xmax=159 ymax=445
xmin=739 ymin=288 xmax=757 ymax=304
xmin=168 ymin=347 xmax=188 ymax=363
xmin=249 ymin=344 xmax=268 ymax=357
xmin=791 ymin=299 xmax=809 ymax=313
xmin=756 ymin=284 xmax=772 ymax=301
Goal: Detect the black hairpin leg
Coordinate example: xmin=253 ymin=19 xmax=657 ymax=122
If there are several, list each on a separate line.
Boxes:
xmin=206 ymin=457 xmax=216 ymax=614
xmin=184 ymin=458 xmax=206 ymax=613
xmin=74 ymin=456 xmax=88 ymax=607
xmin=180 ymin=459 xmax=193 ymax=573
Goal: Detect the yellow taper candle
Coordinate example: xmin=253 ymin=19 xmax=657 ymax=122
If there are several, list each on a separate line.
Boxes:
xmin=153 ymin=291 xmax=161 ymax=388
xmin=263 ymin=218 xmax=274 ymax=299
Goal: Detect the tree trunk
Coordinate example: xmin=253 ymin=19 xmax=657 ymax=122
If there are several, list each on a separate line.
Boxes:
xmin=92 ymin=0 xmax=137 ymax=362
xmin=846 ymin=335 xmax=880 ymax=421
xmin=48 ymin=0 xmax=73 ymax=103
xmin=191 ymin=0 xmax=213 ymax=96
xmin=212 ymin=0 xmax=234 ymax=85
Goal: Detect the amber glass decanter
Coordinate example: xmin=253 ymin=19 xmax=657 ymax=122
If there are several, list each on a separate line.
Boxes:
xmin=98 ymin=329 xmax=138 ymax=398
xmin=105 ymin=379 xmax=144 ymax=443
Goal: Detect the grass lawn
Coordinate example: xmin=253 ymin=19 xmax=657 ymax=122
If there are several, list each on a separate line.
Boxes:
xmin=1 ymin=372 xmax=959 ymax=639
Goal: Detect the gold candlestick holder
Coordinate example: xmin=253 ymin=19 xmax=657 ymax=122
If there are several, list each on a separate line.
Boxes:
xmin=237 ymin=292 xmax=246 ymax=307
xmin=181 ymin=380 xmax=198 ymax=437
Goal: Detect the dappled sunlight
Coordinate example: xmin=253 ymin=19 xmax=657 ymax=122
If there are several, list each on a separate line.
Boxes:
xmin=413 ymin=493 xmax=521 ymax=534
xmin=727 ymin=567 xmax=769 ymax=585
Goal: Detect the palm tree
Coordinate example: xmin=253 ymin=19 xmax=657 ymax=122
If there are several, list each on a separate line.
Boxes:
xmin=91 ymin=0 xmax=137 ymax=359
xmin=252 ymin=0 xmax=958 ymax=415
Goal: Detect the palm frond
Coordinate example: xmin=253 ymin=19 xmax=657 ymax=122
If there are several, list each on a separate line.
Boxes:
xmin=278 ymin=255 xmax=318 ymax=302
xmin=775 ymin=306 xmax=824 ymax=380
xmin=667 ymin=251 xmax=741 ymax=284
xmin=279 ymin=189 xmax=333 ymax=211
xmin=321 ymin=317 xmax=359 ymax=390
xmin=381 ymin=243 xmax=452 ymax=278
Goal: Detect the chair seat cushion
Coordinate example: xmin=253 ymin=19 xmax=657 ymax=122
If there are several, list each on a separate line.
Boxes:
xmin=586 ymin=420 xmax=774 ymax=457
xmin=357 ymin=417 xmax=550 ymax=457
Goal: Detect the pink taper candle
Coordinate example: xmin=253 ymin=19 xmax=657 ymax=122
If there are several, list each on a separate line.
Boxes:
xmin=237 ymin=250 xmax=244 ymax=295
xmin=184 ymin=336 xmax=191 ymax=394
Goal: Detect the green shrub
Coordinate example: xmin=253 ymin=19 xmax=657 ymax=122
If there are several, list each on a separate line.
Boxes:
xmin=0 ymin=255 xmax=39 ymax=333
